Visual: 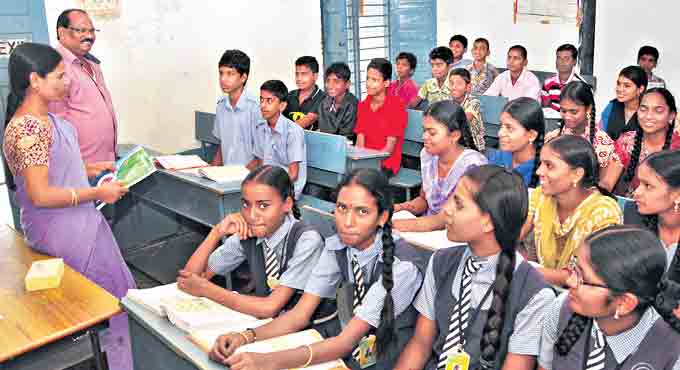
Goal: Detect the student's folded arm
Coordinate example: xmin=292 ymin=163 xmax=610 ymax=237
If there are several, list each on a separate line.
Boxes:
xmin=599 ymin=160 xmax=624 ymax=192
xmin=395 ymin=190 xmax=428 ymax=215
xmin=408 ymin=96 xmax=422 ymax=109
xmin=355 ymin=133 xmax=365 ymax=148
xmin=252 ymin=292 xmax=323 ymax=341
xmin=393 ymin=211 xmax=445 ymax=232
xmin=381 ymin=136 xmax=398 ymax=154
xmin=502 ymin=354 xmax=537 ymax=370
xmin=287 ymin=162 xmax=300 ymax=182
xmin=393 ymin=314 xmax=437 ymax=370
xmin=296 ymin=113 xmax=318 ymax=129
xmin=206 ymin=283 xmax=297 ymax=319
xmin=183 ymin=227 xmax=225 ymax=274
xmin=246 ymin=157 xmax=262 ymax=171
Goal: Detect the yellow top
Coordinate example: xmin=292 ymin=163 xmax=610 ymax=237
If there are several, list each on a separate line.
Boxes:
xmin=0 ymin=225 xmax=120 ymax=362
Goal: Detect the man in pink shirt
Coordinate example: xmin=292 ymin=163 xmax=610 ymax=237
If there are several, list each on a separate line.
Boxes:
xmin=49 ymin=9 xmax=117 ymax=163
xmin=484 ymin=45 xmax=541 ymax=102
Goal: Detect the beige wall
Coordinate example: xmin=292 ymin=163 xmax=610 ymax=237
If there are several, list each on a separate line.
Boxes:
xmin=44 ymin=1 xmax=323 ymax=153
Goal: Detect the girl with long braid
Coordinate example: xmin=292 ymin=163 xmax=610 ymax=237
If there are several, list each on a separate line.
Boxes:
xmin=624 ymin=150 xmax=680 ymax=273
xmin=210 ymin=168 xmax=429 ymax=370
xmin=520 ymin=135 xmax=622 ymax=286
xmin=487 ymin=97 xmax=545 ymax=187
xmin=394 ymin=165 xmax=554 ymax=370
xmin=545 ymin=81 xmax=626 ymax=191
xmin=615 ymin=88 xmax=680 ymax=196
xmin=394 ymin=100 xmax=487 ymax=232
xmin=538 ymin=225 xmax=680 ymax=370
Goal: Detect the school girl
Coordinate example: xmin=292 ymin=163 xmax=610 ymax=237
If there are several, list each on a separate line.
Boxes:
xmin=179 ymin=165 xmax=337 ymax=332
xmin=615 ymin=88 xmax=680 ymax=196
xmin=3 ymin=43 xmax=134 ymax=370
xmin=544 ymin=81 xmax=626 ymax=191
xmin=601 ymin=65 xmax=648 ymax=140
xmin=625 ymin=150 xmax=680 ymax=272
xmin=393 ymin=165 xmax=554 ymax=370
xmin=521 ymin=135 xmax=622 ymax=286
xmin=208 ymin=168 xmax=430 ymax=370
xmin=487 ymin=97 xmax=545 ymax=187
xmin=538 ymin=225 xmax=680 ymax=370
xmin=394 ymin=100 xmax=487 ymax=232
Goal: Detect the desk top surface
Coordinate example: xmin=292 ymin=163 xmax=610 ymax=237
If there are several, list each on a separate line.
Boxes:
xmin=0 ymin=225 xmax=121 ymax=362
xmin=346 ymin=146 xmax=390 ymax=160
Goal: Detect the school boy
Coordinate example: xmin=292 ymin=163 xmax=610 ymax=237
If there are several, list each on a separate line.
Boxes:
xmin=412 ymin=47 xmax=455 ymax=108
xmin=283 ymin=56 xmax=326 ymax=130
xmin=449 ymin=34 xmax=473 ymax=69
xmin=248 ymin=80 xmax=307 ymax=199
xmin=541 ymin=44 xmax=586 ymax=112
xmin=211 ymin=49 xmax=260 ymax=166
xmin=316 ymin=62 xmax=358 ymax=140
xmin=484 ymin=45 xmax=541 ymax=102
xmin=638 ymin=45 xmax=666 ymax=89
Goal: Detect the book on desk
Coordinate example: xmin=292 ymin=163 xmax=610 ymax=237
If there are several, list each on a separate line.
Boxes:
xmin=392 ymin=210 xmax=464 ymax=251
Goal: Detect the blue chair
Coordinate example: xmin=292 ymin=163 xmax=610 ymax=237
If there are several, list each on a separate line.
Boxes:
xmin=194 ymin=111 xmax=219 ymax=162
xmin=390 ymin=109 xmax=424 ymax=201
xmin=479 ymin=95 xmax=508 ymax=148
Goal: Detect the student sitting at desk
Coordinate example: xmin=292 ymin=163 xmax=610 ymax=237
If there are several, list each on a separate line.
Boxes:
xmin=179 ymin=165 xmax=337 ymax=332
xmin=615 ymin=88 xmax=679 ymax=197
xmin=284 ymin=56 xmax=326 ymax=130
xmin=211 ymin=49 xmax=260 ymax=166
xmin=545 ymin=81 xmax=626 ymax=191
xmin=316 ymin=62 xmax=358 ymax=140
xmin=247 ymin=80 xmax=306 ymax=199
xmin=3 ymin=43 xmax=135 ymax=370
xmin=210 ymin=168 xmax=429 ymax=370
xmin=600 ymin=66 xmax=647 ymax=141
xmin=412 ymin=46 xmax=455 ymax=108
xmin=487 ymin=97 xmax=544 ymax=187
xmin=393 ymin=100 xmax=486 ymax=231
xmin=393 ymin=165 xmax=553 ymax=370
xmin=389 ymin=52 xmax=419 ymax=108
xmin=625 ymin=150 xmax=680 ymax=271
xmin=449 ymin=68 xmax=485 ymax=151
xmin=520 ymin=135 xmax=622 ymax=287
xmin=484 ymin=45 xmax=541 ymax=102
xmin=355 ymin=58 xmax=408 ymax=177
xmin=538 ymin=226 xmax=680 ymax=370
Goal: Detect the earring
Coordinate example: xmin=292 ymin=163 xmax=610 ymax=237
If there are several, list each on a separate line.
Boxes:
xmin=674 ymin=200 xmax=679 ymax=213
xmin=586 ymin=112 xmax=592 ymax=122
xmin=614 ymin=307 xmax=620 ymax=320
xmin=572 ymin=180 xmax=578 ymax=188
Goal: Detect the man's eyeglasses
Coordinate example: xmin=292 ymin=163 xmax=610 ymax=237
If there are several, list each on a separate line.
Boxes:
xmin=68 ymin=27 xmax=100 ymax=35
xmin=567 ymin=255 xmax=610 ymax=290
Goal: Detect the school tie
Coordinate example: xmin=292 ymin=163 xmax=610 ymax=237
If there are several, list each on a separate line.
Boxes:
xmin=438 ymin=256 xmax=485 ymax=370
xmin=351 ymin=254 xmax=367 ymax=313
xmin=263 ymin=241 xmax=280 ymax=280
xmin=586 ymin=327 xmax=606 ymax=370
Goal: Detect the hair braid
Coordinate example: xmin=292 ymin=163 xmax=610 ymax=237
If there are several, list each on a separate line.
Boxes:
xmin=461 ymin=119 xmax=479 ymax=152
xmin=589 ymin=103 xmax=597 ymax=145
xmin=479 ymin=247 xmax=515 ymax=367
xmin=624 ymin=126 xmax=644 ymax=184
xmin=663 ymin=118 xmax=675 ymax=150
xmin=529 ymin=130 xmax=544 ymax=188
xmin=652 ymin=279 xmax=680 ymax=332
xmin=555 ymin=314 xmax=591 ymax=356
xmin=375 ymin=222 xmax=396 ymax=354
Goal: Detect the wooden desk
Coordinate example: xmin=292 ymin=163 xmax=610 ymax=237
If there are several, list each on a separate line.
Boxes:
xmin=0 ymin=225 xmax=120 ymax=370
xmin=121 ymin=297 xmax=224 ymax=370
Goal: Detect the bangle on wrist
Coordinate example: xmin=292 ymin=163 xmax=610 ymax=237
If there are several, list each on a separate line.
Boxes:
xmin=237 ymin=331 xmax=250 ymax=344
xmin=302 ymin=344 xmax=313 ymax=368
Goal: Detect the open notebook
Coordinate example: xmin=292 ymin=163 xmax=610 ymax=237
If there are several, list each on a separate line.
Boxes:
xmin=190 ymin=328 xmax=348 ymax=370
xmin=125 ymin=283 xmax=261 ymax=332
xmin=392 ymin=210 xmax=464 ymax=251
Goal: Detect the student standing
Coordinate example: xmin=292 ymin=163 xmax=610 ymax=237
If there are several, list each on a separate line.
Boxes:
xmin=316 ymin=62 xmax=358 ymax=140
xmin=520 ymin=135 xmax=622 ymax=286
xmin=210 ymin=168 xmax=429 ymax=370
xmin=211 ymin=49 xmax=260 ymax=166
xmin=600 ymin=66 xmax=647 ymax=140
xmin=465 ymin=38 xmax=499 ymax=96
xmin=248 ymin=80 xmax=307 ymax=199
xmin=355 ymin=58 xmax=408 ymax=177
xmin=178 ymin=165 xmax=336 ymax=330
xmin=487 ymin=97 xmax=544 ymax=187
xmin=394 ymin=100 xmax=486 ymax=231
xmin=393 ymin=165 xmax=554 ymax=370
xmin=284 ymin=56 xmax=326 ymax=130
xmin=389 ymin=52 xmax=419 ymax=108
xmin=538 ymin=225 xmax=680 ymax=370
xmin=3 ymin=42 xmax=134 ymax=370
xmin=615 ymin=88 xmax=679 ymax=196
xmin=484 ymin=45 xmax=541 ymax=102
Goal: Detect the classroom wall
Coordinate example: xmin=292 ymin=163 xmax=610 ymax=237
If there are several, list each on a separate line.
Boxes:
xmin=44 ymin=1 xmax=323 ymax=154
xmin=437 ymin=0 xmax=579 ymax=78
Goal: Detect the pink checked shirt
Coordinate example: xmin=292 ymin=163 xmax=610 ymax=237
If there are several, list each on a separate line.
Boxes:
xmin=484 ymin=69 xmax=541 ymax=102
xmin=49 ymin=43 xmax=117 ymax=163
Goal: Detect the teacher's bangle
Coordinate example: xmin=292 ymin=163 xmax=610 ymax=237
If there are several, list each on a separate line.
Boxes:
xmin=69 ymin=188 xmax=77 ymax=207
xmin=73 ymin=189 xmax=79 ymax=206
xmin=302 ymin=344 xmax=313 ymax=368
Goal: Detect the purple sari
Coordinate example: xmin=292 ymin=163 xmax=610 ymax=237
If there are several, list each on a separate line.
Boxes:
xmin=13 ymin=113 xmax=135 ymax=370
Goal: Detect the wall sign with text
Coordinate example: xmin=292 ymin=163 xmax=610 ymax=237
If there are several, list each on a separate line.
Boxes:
xmin=0 ymin=38 xmax=30 ymax=58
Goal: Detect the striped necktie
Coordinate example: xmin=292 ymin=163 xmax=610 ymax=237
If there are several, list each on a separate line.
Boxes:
xmin=586 ymin=327 xmax=606 ymax=370
xmin=351 ymin=254 xmax=367 ymax=312
xmin=438 ymin=256 xmax=484 ymax=369
xmin=263 ymin=241 xmax=280 ymax=280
